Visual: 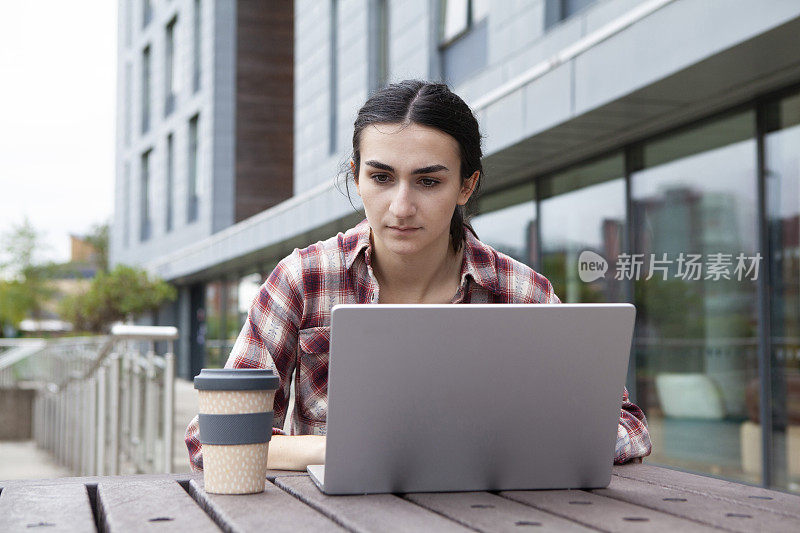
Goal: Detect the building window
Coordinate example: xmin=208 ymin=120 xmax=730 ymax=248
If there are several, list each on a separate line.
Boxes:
xmin=123 ymin=162 xmax=131 ymax=248
xmin=140 ymin=149 xmax=153 ymax=242
xmin=329 ymin=0 xmax=338 ymax=155
xmin=471 ymin=183 xmax=537 ymax=268
xmin=166 ymin=133 xmax=174 ymax=232
xmin=368 ymin=0 xmax=389 ymax=93
xmin=187 ymin=114 xmax=200 ymax=223
xmin=165 ymin=17 xmax=178 ymax=117
xmin=142 ymin=0 xmax=153 ymax=29
xmin=142 ymin=46 xmax=151 ymax=134
xmin=439 ymin=0 xmax=489 ymax=86
xmin=544 ymin=0 xmax=599 ymax=30
xmin=124 ymin=62 xmax=132 ymax=146
xmin=125 ymin=0 xmax=133 ymax=46
xmin=631 ymin=110 xmax=758 ymax=485
xmin=193 ymin=0 xmax=202 ymax=93
xmin=440 ymin=0 xmax=488 ymax=43
xmin=539 ymin=154 xmax=627 ymax=304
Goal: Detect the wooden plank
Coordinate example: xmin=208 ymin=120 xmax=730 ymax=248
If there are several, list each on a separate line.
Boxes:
xmin=1 ymin=472 xmax=193 ymax=489
xmin=265 ymin=469 xmax=307 ymax=481
xmin=405 ymin=491 xmax=595 ymax=532
xmin=273 ymin=475 xmax=474 ymax=533
xmin=596 ymin=474 xmax=800 ymax=533
xmin=97 ymin=479 xmax=219 ymax=532
xmin=189 ymin=478 xmax=346 ymax=533
xmin=500 ymin=488 xmax=719 ymax=532
xmin=613 ymin=463 xmax=800 ymax=518
xmin=0 ymin=483 xmax=95 ymax=532
xmin=1 ymin=471 xmax=297 ymax=490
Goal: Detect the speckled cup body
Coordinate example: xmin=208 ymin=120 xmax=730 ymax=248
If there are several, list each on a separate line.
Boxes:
xmin=198 ymin=389 xmax=276 ymax=494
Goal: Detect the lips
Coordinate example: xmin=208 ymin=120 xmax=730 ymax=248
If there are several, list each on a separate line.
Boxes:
xmin=388 ymin=226 xmax=420 ymax=232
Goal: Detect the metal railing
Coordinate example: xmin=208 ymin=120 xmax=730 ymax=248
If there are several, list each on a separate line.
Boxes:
xmin=0 ymin=325 xmax=178 ymax=476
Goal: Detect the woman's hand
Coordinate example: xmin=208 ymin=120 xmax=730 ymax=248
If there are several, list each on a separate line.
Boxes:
xmin=267 ymin=435 xmax=326 ymax=471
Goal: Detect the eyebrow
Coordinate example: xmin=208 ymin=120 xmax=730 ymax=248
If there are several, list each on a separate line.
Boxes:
xmin=364 ymin=160 xmax=449 ymax=174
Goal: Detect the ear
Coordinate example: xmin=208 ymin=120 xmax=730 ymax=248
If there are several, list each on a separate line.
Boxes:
xmin=350 ymin=160 xmax=362 ymax=197
xmin=457 ymin=171 xmax=480 ymax=206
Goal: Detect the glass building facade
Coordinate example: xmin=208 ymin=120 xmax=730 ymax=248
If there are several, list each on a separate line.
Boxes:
xmin=472 ymin=86 xmax=800 ymax=493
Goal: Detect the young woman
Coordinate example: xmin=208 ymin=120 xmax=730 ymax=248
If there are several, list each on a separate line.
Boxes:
xmin=186 ymin=80 xmax=651 ymax=471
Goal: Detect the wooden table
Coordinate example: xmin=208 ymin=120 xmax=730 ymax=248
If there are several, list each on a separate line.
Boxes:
xmin=1 ymin=463 xmax=799 ymax=532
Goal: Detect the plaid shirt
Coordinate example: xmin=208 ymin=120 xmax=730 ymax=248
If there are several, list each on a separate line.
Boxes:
xmin=186 ymin=219 xmax=651 ymax=471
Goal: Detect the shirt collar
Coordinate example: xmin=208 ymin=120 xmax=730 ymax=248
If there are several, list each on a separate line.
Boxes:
xmin=343 ymin=218 xmax=373 ymax=270
xmin=460 ymin=228 xmax=500 ymax=293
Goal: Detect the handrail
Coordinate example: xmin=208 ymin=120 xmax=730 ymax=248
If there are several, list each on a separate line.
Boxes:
xmin=110 ymin=324 xmax=179 ymax=340
xmin=0 ymin=340 xmax=47 ymax=371
xmin=47 ymin=326 xmax=178 ymax=393
xmin=1 ymin=325 xmax=179 ymax=477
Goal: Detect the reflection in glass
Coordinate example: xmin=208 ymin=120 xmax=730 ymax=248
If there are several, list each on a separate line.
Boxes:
xmin=442 ymin=0 xmax=469 ymax=42
xmin=205 ymin=276 xmax=257 ymax=369
xmin=140 ymin=150 xmax=152 ymax=242
xmin=188 ymin=114 xmax=200 ymax=222
xmin=204 ymin=281 xmax=224 ymax=368
xmin=222 ymin=278 xmax=239 ymax=358
xmin=193 ymin=0 xmax=202 ymax=93
xmin=631 ymin=111 xmax=759 ymax=484
xmin=238 ymin=273 xmax=262 ymax=326
xmin=165 ymin=18 xmax=178 ymax=116
xmin=142 ymin=46 xmax=151 ymax=134
xmin=471 ymin=183 xmax=536 ymax=267
xmin=539 ymin=154 xmax=625 ymax=303
xmin=166 ymin=134 xmax=174 ymax=232
xmin=765 ymin=89 xmax=800 ymax=493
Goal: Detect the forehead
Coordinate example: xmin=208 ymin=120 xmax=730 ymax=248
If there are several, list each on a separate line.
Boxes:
xmin=359 ymin=123 xmax=460 ymax=167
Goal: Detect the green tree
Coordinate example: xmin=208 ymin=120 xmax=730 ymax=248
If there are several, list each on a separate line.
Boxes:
xmin=84 ymin=222 xmax=109 ymax=273
xmin=0 ymin=280 xmax=35 ymax=333
xmin=59 ymin=265 xmax=177 ymax=333
xmin=0 ymin=218 xmax=55 ymax=335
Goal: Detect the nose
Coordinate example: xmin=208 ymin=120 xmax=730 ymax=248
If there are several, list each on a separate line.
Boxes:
xmin=389 ymin=182 xmax=416 ymax=219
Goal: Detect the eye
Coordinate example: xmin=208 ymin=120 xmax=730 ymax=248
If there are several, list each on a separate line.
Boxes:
xmin=371 ymin=173 xmax=391 ymax=184
xmin=419 ymin=178 xmax=440 ymax=188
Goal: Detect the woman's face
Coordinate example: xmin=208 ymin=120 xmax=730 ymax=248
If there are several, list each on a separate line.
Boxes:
xmin=356 ymin=122 xmax=477 ymax=258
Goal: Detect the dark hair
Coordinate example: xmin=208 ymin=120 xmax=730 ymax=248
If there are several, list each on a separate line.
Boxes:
xmin=345 ymin=80 xmax=483 ymax=252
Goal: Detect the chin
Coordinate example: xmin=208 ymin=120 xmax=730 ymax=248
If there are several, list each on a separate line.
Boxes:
xmin=383 ymin=240 xmax=425 ymax=256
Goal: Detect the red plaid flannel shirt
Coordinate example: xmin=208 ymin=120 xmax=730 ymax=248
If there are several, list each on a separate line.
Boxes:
xmin=185 ymin=220 xmax=651 ymax=471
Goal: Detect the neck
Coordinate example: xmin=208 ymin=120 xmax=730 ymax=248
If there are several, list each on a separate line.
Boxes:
xmin=371 ymin=231 xmax=462 ymax=303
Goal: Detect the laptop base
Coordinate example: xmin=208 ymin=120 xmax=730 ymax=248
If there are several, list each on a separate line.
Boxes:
xmin=307 ymin=464 xmax=326 ymax=492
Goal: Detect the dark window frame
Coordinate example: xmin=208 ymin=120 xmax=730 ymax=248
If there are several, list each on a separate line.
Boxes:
xmin=166 ymin=133 xmax=175 ymax=232
xmin=438 ymin=0 xmax=489 ymax=87
xmin=165 ymin=17 xmax=178 ymax=117
xmin=187 ymin=114 xmax=200 ymax=223
xmin=193 ymin=0 xmax=202 ymax=93
xmin=142 ymin=0 xmax=153 ymax=29
xmin=141 ymin=45 xmax=151 ymax=134
xmin=140 ymin=149 xmax=153 ymax=242
xmin=544 ymin=0 xmax=599 ymax=30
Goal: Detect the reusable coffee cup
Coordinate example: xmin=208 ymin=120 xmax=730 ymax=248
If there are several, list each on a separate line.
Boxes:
xmin=194 ymin=368 xmax=280 ymax=494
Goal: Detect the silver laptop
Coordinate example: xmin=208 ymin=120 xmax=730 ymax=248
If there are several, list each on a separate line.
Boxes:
xmin=308 ymin=303 xmax=636 ymax=495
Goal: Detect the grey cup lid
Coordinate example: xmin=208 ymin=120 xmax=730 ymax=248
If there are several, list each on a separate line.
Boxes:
xmin=193 ymin=368 xmax=280 ymax=391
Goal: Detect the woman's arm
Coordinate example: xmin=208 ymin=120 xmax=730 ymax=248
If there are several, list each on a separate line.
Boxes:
xmin=267 ymin=435 xmax=326 ymax=470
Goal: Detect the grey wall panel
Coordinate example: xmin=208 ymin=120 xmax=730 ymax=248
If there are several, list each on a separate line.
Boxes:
xmin=573 ymin=0 xmax=800 ymax=114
